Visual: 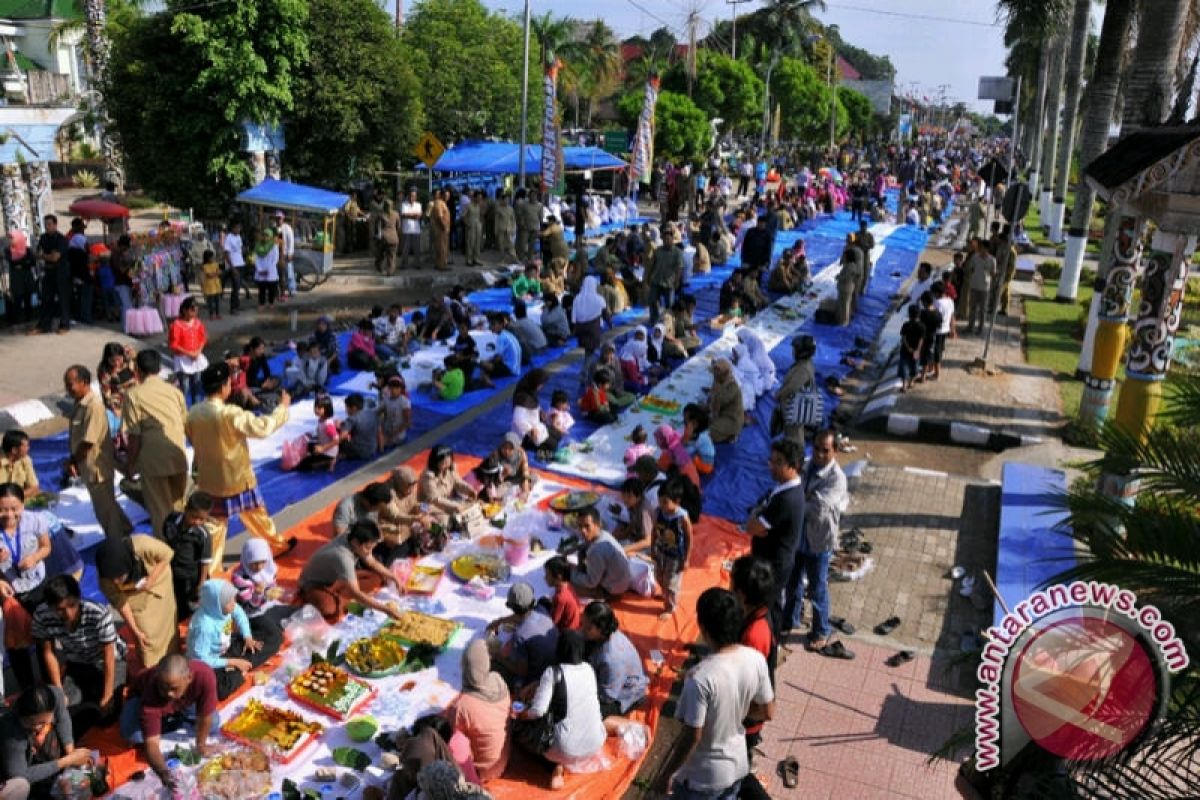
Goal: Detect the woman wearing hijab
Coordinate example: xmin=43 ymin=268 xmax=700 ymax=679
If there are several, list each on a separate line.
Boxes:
xmin=447 ymin=640 xmax=512 ymax=782
xmin=571 ymin=275 xmax=608 ymax=384
xmin=774 ymin=335 xmax=818 ymax=445
xmin=732 ymin=344 xmax=763 ymax=412
xmin=647 ymin=324 xmax=669 ymax=366
xmin=230 ymin=538 xmax=294 ymax=628
xmin=186 ymin=579 xmax=280 ymax=699
xmin=707 ymin=358 xmax=745 ymax=443
xmin=617 ymin=327 xmax=651 ymax=389
xmin=5 ymin=230 xmax=37 ymax=323
xmin=415 ymin=761 xmax=493 ymax=800
xmin=737 ymin=328 xmax=777 ymax=390
xmin=653 ymin=425 xmax=701 ymax=489
xmin=96 ymin=534 xmax=176 ymax=671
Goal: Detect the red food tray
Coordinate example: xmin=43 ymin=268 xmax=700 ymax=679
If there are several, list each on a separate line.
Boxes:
xmin=287 ymin=679 xmax=377 ymax=721
xmin=219 ymin=721 xmax=321 ymax=765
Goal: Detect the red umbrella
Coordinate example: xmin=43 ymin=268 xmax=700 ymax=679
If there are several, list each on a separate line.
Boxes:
xmin=68 ymin=199 xmax=130 ymax=219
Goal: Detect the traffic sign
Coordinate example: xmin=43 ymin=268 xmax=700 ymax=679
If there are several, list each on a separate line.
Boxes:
xmin=414 ymin=132 xmax=445 ymax=168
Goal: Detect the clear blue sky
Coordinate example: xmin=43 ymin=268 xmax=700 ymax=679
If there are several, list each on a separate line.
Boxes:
xmin=473 ymin=0 xmax=1014 ymax=113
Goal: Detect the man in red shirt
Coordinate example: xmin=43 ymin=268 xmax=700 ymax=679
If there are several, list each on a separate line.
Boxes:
xmin=732 ymin=555 xmax=776 ymax=800
xmin=119 ymin=656 xmax=219 ymax=788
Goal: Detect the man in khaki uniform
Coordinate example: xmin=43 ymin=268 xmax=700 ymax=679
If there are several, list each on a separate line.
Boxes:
xmin=515 ymin=189 xmax=543 ymax=262
xmin=429 ymin=190 xmax=451 ymax=271
xmin=463 ymin=191 xmax=484 ymax=266
xmin=64 ymin=364 xmax=132 ymax=539
xmin=122 ymin=349 xmax=188 ymax=536
xmin=493 ymin=192 xmax=517 ymax=263
xmin=186 ymin=362 xmax=294 ymax=573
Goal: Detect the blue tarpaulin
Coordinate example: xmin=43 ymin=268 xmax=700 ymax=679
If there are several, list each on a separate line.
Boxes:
xmin=433 ymin=141 xmax=627 ymax=174
xmin=236 ymin=179 xmax=350 ymax=215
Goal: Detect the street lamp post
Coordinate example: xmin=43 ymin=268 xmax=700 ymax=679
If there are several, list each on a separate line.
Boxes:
xmin=827 ymin=46 xmax=835 ymax=150
xmin=759 ymin=54 xmax=778 ymax=154
xmin=517 ymin=0 xmax=531 ymax=189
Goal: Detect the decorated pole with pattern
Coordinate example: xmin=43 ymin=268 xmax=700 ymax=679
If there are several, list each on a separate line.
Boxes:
xmin=628 ymin=74 xmax=660 ymax=193
xmin=540 ymin=58 xmax=561 ymax=195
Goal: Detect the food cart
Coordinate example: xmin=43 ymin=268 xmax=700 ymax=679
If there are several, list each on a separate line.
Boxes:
xmin=235 ymin=178 xmax=349 ymax=285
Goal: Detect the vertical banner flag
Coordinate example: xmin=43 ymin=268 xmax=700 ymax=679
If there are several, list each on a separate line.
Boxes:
xmin=629 ymin=74 xmax=660 ymax=191
xmin=541 ymin=58 xmax=561 ymax=194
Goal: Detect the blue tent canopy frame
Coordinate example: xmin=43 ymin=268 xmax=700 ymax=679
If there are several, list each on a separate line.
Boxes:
xmin=236 ymin=178 xmax=350 ymax=215
xmin=431 ymin=140 xmax=627 ymax=175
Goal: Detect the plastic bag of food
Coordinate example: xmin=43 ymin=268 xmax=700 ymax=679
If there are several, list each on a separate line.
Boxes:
xmin=616 ymin=722 xmax=650 ymax=761
xmin=282 ymin=604 xmax=335 ymax=654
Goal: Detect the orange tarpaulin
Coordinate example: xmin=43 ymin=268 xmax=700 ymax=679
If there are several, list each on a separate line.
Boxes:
xmin=85 ymin=451 xmax=748 ymax=799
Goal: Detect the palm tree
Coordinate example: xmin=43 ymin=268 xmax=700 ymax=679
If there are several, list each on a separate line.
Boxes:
xmin=1047 ymin=0 xmax=1090 ymax=246
xmin=576 ymin=20 xmax=621 ymax=128
xmin=52 ymin=0 xmax=130 ymax=191
xmin=1056 ymin=0 xmax=1136 ymax=302
xmin=530 ymin=11 xmax=575 ymax=73
xmin=762 ymin=0 xmax=826 ymax=51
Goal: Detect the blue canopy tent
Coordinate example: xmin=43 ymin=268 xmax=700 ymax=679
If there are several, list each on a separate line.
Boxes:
xmin=235 ymin=178 xmax=350 ymax=270
xmin=236 ymin=178 xmax=350 ymax=215
xmin=431 ymin=140 xmax=627 ymax=174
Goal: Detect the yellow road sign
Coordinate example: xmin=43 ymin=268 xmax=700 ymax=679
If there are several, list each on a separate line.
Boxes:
xmin=414 ymin=132 xmax=445 ymax=167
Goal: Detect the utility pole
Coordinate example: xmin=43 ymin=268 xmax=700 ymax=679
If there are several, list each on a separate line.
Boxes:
xmin=686 ymin=9 xmax=700 ymax=97
xmin=727 ymin=0 xmax=752 ymax=60
xmin=827 ymin=45 xmax=836 ymax=150
xmin=517 ymin=0 xmax=531 ymax=189
xmin=395 ymin=0 xmax=402 ymax=31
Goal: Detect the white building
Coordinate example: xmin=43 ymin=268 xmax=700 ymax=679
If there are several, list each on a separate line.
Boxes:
xmin=0 ymin=1 xmax=84 ymax=104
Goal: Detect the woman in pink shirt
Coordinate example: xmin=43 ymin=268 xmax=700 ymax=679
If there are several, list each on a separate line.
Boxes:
xmin=447 ymin=640 xmax=511 ymax=781
xmin=346 ymin=317 xmax=380 ymax=372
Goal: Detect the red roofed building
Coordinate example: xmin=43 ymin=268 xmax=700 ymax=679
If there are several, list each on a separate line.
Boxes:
xmin=836 ymin=55 xmax=861 ymax=81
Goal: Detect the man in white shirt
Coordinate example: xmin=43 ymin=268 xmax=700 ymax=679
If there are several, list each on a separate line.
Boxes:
xmin=222 ymin=221 xmax=245 ymax=314
xmin=399 ymin=188 xmax=422 ymax=270
xmin=661 ymin=588 xmax=773 ymax=798
xmin=274 ymin=210 xmax=295 ymax=298
xmin=932 ymin=281 xmax=956 ymax=380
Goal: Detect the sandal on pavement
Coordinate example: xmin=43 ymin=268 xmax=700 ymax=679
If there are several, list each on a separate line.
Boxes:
xmin=819 ymin=641 xmax=856 ymax=660
xmin=830 ymin=616 xmax=856 ymax=635
xmin=874 ymin=616 xmax=902 ymax=636
xmin=885 ymin=650 xmax=915 ymax=668
xmin=777 ymin=756 xmax=800 ymax=789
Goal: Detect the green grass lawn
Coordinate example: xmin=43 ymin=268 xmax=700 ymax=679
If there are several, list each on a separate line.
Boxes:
xmin=1024 ymin=280 xmax=1091 ymax=417
xmin=1019 ymin=189 xmax=1102 ymax=255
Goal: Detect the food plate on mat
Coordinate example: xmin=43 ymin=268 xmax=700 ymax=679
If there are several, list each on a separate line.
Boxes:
xmin=405 ymin=564 xmax=444 ymax=595
xmin=196 ymin=747 xmax=272 ymax=800
xmin=343 ymin=636 xmax=407 ymax=678
xmin=287 ymin=663 xmax=376 ymax=720
xmin=450 ymin=551 xmax=511 ymax=583
xmin=380 ymin=610 xmax=461 ymax=650
xmin=220 ymin=699 xmax=323 ymax=763
xmin=549 ymin=491 xmax=601 ymax=512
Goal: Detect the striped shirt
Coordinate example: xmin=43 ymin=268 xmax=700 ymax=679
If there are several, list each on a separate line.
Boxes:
xmin=32 ymin=600 xmax=125 ymax=664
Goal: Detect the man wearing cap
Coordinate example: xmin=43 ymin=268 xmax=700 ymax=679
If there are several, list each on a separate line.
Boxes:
xmin=570 ymin=507 xmax=632 ymax=598
xmin=185 ymin=363 xmax=295 ymax=573
xmin=485 ymin=581 xmax=559 ymax=690
xmin=273 ymin=210 xmax=296 ymax=298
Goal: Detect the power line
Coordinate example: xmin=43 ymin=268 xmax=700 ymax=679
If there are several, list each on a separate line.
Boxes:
xmin=623 ymin=0 xmax=676 ymax=31
xmin=823 ymin=2 xmax=1001 ymax=29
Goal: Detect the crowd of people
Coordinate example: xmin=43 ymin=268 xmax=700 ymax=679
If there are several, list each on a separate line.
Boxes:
xmin=0 ymin=132 xmax=1015 ymax=799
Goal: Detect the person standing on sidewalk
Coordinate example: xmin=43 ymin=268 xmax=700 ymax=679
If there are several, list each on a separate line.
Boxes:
xmin=274 ymin=210 xmax=295 ymax=299
xmin=222 ymin=221 xmax=246 ymax=316
xmin=399 ymin=188 xmax=423 ymax=270
xmin=990 ymin=226 xmax=1017 ymax=316
xmin=123 ymin=349 xmax=189 ymax=537
xmin=429 ymin=190 xmax=451 ymax=271
xmin=784 ymin=429 xmax=848 ymax=653
xmin=964 ymin=237 xmax=996 ymax=334
xmin=744 ymin=439 xmax=805 ymax=635
xmin=63 ymin=365 xmax=133 ymax=539
xmin=32 ymin=215 xmax=70 ymax=335
xmin=463 ymin=191 xmax=484 ymax=267
xmin=185 ymin=363 xmax=296 ymax=575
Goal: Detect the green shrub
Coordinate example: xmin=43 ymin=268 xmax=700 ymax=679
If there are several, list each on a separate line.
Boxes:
xmin=73 ymin=169 xmax=99 ymax=188
xmin=1037 ymin=260 xmax=1062 ymax=281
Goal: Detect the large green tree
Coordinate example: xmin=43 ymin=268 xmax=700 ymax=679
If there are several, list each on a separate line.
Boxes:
xmin=616 ymin=89 xmax=709 ymax=162
xmin=662 ymin=50 xmax=764 ymax=134
xmin=106 ymin=0 xmax=307 ymax=215
xmin=283 ymin=0 xmax=422 ymax=185
xmin=836 ymin=86 xmax=873 ymax=138
xmin=771 ymin=57 xmax=846 ymax=142
xmin=401 ymin=0 xmax=536 ymax=141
